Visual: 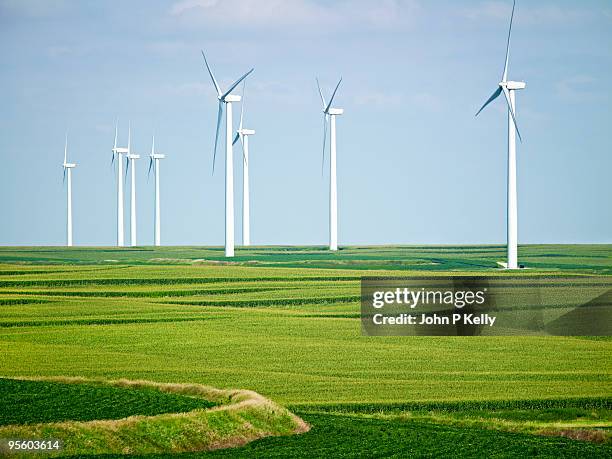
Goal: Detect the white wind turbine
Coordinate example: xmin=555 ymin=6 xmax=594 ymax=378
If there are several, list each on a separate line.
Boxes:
xmin=111 ymin=121 xmax=130 ymax=247
xmin=475 ymin=0 xmax=525 ymax=270
xmin=62 ymin=133 xmax=77 ymax=247
xmin=201 ymin=50 xmax=254 ymax=258
xmin=125 ymin=132 xmax=140 ymax=247
xmin=316 ymin=77 xmax=343 ymax=252
xmin=148 ymin=136 xmax=165 ymax=247
xmin=232 ymin=82 xmax=255 ymax=247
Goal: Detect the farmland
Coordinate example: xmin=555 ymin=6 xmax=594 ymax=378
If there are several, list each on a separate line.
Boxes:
xmin=0 ymin=245 xmax=610 ymax=456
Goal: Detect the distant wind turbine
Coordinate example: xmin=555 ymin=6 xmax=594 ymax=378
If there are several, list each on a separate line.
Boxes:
xmin=111 ymin=120 xmax=129 ymax=247
xmin=316 ymin=77 xmax=343 ymax=252
xmin=62 ymin=133 xmax=77 ymax=247
xmin=232 ymin=82 xmax=255 ymax=246
xmin=148 ymin=136 xmax=165 ymax=247
xmin=475 ymin=0 xmax=525 ymax=269
xmin=125 ymin=128 xmax=140 ymax=247
xmin=201 ymin=50 xmax=254 ymax=257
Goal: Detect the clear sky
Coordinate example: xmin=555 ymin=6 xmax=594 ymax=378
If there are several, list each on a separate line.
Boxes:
xmin=0 ymin=0 xmax=610 ymax=246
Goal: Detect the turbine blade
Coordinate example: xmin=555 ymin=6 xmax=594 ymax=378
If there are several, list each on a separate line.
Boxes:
xmin=321 ymin=114 xmax=328 ymax=177
xmin=239 ymin=81 xmax=245 ymax=131
xmin=232 ymin=131 xmax=240 ymax=146
xmin=239 ymin=133 xmax=247 ymax=167
xmin=221 ymin=68 xmax=254 ymax=100
xmin=324 ymin=77 xmax=342 ymax=113
xmin=148 ymin=157 xmax=153 ymax=179
xmin=113 ymin=119 xmax=118 ymax=150
xmin=316 ymin=77 xmax=326 ymax=109
xmin=475 ymin=86 xmax=503 ymax=117
xmin=111 ymin=119 xmax=117 ymax=173
xmin=63 ymin=131 xmax=68 ymax=165
xmin=125 ymin=156 xmax=130 ymax=184
xmin=151 ymin=135 xmax=155 ymax=156
xmin=502 ymin=0 xmax=516 ymax=82
xmin=502 ymin=87 xmax=522 ymax=142
xmin=127 ymin=121 xmax=131 ymax=155
xmin=63 ymin=167 xmax=66 ymax=184
xmin=212 ymin=100 xmax=223 ymax=174
xmin=201 ymin=50 xmax=221 ymax=96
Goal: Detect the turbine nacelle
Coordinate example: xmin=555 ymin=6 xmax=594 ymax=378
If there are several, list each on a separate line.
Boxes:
xmin=127 ymin=154 xmax=140 ymax=160
xmin=500 ymin=80 xmax=526 ymax=90
xmin=223 ymin=94 xmax=241 ymax=103
xmin=63 ymin=163 xmax=77 ymax=168
xmin=327 ymin=108 xmax=344 ymax=116
xmin=238 ymin=128 xmax=255 ymax=136
xmin=150 ymin=154 xmax=165 ymax=160
xmin=113 ymin=147 xmax=129 ymax=154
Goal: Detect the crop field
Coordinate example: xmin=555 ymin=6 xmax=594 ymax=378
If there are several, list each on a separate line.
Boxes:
xmin=0 ymin=378 xmax=216 ymax=426
xmin=0 ymin=245 xmax=610 ymax=456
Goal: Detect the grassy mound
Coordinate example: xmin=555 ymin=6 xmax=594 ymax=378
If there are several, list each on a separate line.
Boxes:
xmin=0 ymin=377 xmax=308 ymax=456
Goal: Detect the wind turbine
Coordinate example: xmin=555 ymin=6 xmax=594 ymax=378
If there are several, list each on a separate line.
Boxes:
xmin=62 ymin=133 xmax=76 ymax=247
xmin=201 ymin=50 xmax=254 ymax=257
xmin=316 ymin=77 xmax=343 ymax=252
xmin=232 ymin=82 xmax=255 ymax=246
xmin=125 ymin=130 xmax=140 ymax=247
xmin=148 ymin=136 xmax=165 ymax=247
xmin=475 ymin=0 xmax=525 ymax=270
xmin=111 ymin=121 xmax=129 ymax=247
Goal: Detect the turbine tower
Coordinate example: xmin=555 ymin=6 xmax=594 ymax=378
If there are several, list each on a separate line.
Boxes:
xmin=201 ymin=50 xmax=254 ymax=257
xmin=111 ymin=121 xmax=129 ymax=247
xmin=148 ymin=136 xmax=165 ymax=247
xmin=316 ymin=77 xmax=343 ymax=252
xmin=232 ymin=82 xmax=255 ymax=246
xmin=62 ymin=133 xmax=76 ymax=247
xmin=475 ymin=0 xmax=525 ymax=270
xmin=125 ymin=131 xmax=140 ymax=247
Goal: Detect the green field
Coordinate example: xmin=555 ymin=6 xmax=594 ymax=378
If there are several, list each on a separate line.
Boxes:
xmin=0 ymin=378 xmax=216 ymax=425
xmin=0 ymin=245 xmax=610 ymax=456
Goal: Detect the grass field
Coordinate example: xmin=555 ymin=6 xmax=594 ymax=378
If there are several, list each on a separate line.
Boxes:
xmin=0 ymin=245 xmax=610 ymax=456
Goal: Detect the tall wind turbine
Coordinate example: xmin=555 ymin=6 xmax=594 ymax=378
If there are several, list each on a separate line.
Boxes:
xmin=316 ymin=77 xmax=343 ymax=252
xmin=475 ymin=0 xmax=525 ymax=270
xmin=62 ymin=133 xmax=76 ymax=247
xmin=125 ymin=130 xmax=140 ymax=247
xmin=148 ymin=136 xmax=165 ymax=247
xmin=232 ymin=82 xmax=255 ymax=246
xmin=201 ymin=50 xmax=254 ymax=257
xmin=111 ymin=121 xmax=129 ymax=247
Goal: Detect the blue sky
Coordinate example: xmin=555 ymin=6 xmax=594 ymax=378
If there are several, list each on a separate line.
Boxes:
xmin=0 ymin=0 xmax=610 ymax=246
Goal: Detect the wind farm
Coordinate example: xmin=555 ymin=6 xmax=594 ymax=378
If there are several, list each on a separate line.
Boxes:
xmin=1 ymin=0 xmax=611 ymax=457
